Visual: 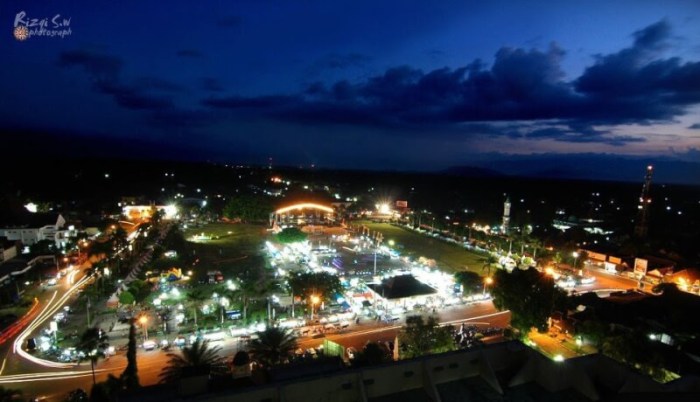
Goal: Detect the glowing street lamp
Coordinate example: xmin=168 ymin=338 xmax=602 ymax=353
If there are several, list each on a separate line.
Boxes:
xmin=139 ymin=315 xmax=149 ymax=340
xmin=310 ymin=295 xmax=320 ymax=320
xmin=483 ymin=276 xmax=493 ymax=296
xmin=572 ymin=251 xmax=580 ymax=270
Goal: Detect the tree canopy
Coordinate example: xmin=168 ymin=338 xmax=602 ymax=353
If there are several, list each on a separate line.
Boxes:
xmin=491 ymin=268 xmax=565 ymax=334
xmin=118 ymin=290 xmax=135 ymax=306
xmin=287 ymin=271 xmax=343 ymax=304
xmin=159 ymin=339 xmax=224 ymax=383
xmin=248 ymin=327 xmax=297 ymax=366
xmin=454 ymin=271 xmax=483 ymax=296
xmin=223 ymin=195 xmax=273 ymax=223
xmin=398 ymin=315 xmax=455 ymax=359
xmin=275 ymin=227 xmax=308 ymax=244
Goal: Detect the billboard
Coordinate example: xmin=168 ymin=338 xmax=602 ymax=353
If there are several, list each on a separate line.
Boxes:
xmin=634 ymin=258 xmax=648 ymax=276
xmin=396 ymin=200 xmax=408 ymax=208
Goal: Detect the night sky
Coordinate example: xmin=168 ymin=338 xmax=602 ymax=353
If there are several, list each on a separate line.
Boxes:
xmin=2 ymin=0 xmax=700 ymax=182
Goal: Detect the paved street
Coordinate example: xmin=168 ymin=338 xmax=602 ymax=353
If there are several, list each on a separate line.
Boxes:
xmin=0 ymin=299 xmax=508 ymax=401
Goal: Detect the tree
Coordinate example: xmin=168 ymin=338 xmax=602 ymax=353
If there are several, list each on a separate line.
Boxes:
xmin=352 ymin=341 xmax=391 ymax=367
xmin=127 ymin=279 xmax=151 ymax=303
xmin=0 ymin=386 xmax=22 ymax=401
xmin=187 ymin=288 xmax=209 ymax=329
xmin=111 ymin=227 xmax=128 ymax=252
xmin=64 ymin=388 xmax=89 ymax=402
xmin=248 ymin=327 xmax=297 ymax=366
xmin=159 ymin=339 xmax=224 ymax=384
xmin=120 ymin=319 xmax=140 ymax=390
xmin=118 ymin=290 xmax=135 ymax=306
xmin=454 ymin=271 xmax=483 ymax=296
xmin=552 ymin=252 xmax=562 ymax=269
xmin=491 ymin=268 xmax=565 ymax=334
xmin=30 ymin=239 xmax=56 ymax=255
xmin=275 ymin=227 xmax=308 ymax=244
xmin=481 ymin=254 xmax=499 ymax=276
xmin=88 ymin=239 xmax=114 ymax=260
xmin=287 ymin=272 xmax=343 ymax=305
xmin=398 ymin=315 xmax=455 ymax=359
xmin=89 ymin=374 xmax=122 ymax=402
xmin=576 ymin=319 xmax=608 ymax=349
xmin=222 ymin=195 xmax=273 ymax=223
xmin=76 ymin=327 xmax=109 ymax=386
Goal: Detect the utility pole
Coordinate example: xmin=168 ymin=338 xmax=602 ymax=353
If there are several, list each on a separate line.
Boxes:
xmin=634 ymin=165 xmax=654 ymax=238
xmin=86 ymin=297 xmax=91 ymax=327
xmin=373 ymin=247 xmax=377 ymax=277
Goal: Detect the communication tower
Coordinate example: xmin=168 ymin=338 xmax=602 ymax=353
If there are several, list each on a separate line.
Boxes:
xmin=633 ymin=165 xmax=653 ymax=238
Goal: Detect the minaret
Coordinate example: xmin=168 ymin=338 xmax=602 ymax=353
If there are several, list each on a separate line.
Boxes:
xmin=634 ymin=165 xmax=653 ymax=238
xmin=502 ymin=195 xmax=511 ymax=234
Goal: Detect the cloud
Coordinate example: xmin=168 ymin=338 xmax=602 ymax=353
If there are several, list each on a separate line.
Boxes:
xmin=176 ymin=49 xmax=204 ymax=58
xmin=96 ymin=82 xmax=173 ymax=110
xmin=133 ymin=77 xmax=185 ymax=93
xmin=689 ymin=123 xmax=700 ymax=129
xmin=58 ymin=49 xmax=176 ymax=111
xmin=57 ymin=50 xmax=122 ymax=81
xmin=200 ymin=20 xmax=700 ymax=145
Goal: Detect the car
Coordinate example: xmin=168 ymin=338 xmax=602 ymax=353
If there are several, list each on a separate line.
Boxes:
xmin=579 ymin=276 xmax=596 ymax=285
xmin=142 ymin=340 xmax=157 ymax=350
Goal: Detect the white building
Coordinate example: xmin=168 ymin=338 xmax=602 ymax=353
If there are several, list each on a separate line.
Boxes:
xmin=0 ymin=213 xmax=74 ymax=249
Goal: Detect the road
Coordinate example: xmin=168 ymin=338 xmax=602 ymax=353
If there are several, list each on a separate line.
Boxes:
xmin=0 ymin=300 xmax=507 ymax=401
xmin=572 ymin=262 xmax=640 ymax=294
xmin=0 ymin=256 xmax=637 ymax=401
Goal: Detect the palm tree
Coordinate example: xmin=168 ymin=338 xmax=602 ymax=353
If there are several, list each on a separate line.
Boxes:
xmin=552 ymin=252 xmax=562 ymax=269
xmin=234 ymin=279 xmax=260 ymax=323
xmin=76 ymin=327 xmax=109 ymax=386
xmin=159 ymin=339 xmax=223 ymax=383
xmin=248 ymin=327 xmax=297 ymax=366
xmin=0 ymin=386 xmax=22 ymax=401
xmin=187 ymin=289 xmax=208 ymax=329
xmin=481 ymin=254 xmax=499 ymax=276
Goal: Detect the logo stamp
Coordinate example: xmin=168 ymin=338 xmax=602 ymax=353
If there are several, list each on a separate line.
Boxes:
xmin=13 ymin=11 xmax=72 ymax=40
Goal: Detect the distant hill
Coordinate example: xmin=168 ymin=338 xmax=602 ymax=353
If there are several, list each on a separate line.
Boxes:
xmin=449 ymin=154 xmax=700 ymax=186
xmin=442 ymin=166 xmax=505 ymax=178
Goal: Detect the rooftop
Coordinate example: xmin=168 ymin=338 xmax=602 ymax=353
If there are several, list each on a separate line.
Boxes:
xmin=367 ymin=274 xmax=437 ymax=300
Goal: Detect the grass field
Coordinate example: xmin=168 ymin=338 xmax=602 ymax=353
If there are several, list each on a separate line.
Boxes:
xmin=354 ymin=221 xmax=487 ymax=274
xmin=183 ymin=223 xmax=270 ymax=277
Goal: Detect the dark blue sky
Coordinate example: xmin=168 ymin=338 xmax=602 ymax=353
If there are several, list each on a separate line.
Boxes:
xmin=2 ymin=0 xmax=700 ymax=181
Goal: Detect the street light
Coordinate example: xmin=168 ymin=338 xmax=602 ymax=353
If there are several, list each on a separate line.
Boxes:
xmin=483 ymin=276 xmax=493 ymax=296
xmin=139 ymin=315 xmax=148 ymax=340
xmin=310 ymin=295 xmax=320 ymax=320
xmin=572 ymin=251 xmax=579 ymax=269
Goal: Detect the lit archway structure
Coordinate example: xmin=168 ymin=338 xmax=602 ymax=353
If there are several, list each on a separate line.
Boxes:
xmin=270 ymin=202 xmax=336 ymax=227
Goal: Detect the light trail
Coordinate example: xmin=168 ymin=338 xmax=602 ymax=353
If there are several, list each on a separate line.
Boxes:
xmin=0 ymin=298 xmax=40 ymax=346
xmin=12 ymin=274 xmax=93 ymax=369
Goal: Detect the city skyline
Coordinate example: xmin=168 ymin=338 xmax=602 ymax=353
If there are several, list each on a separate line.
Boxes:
xmin=2 ymin=0 xmax=700 ymax=182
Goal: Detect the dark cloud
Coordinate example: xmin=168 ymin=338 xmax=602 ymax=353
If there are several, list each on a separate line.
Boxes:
xmin=96 ymin=82 xmax=173 ymax=110
xmin=176 ymin=49 xmax=204 ymax=58
xmin=689 ymin=123 xmax=700 ymax=129
xmin=200 ymin=20 xmax=700 ymax=145
xmin=216 ymin=15 xmax=241 ymax=28
xmin=147 ymin=108 xmax=215 ymax=128
xmin=58 ymin=50 xmax=174 ymax=111
xmin=203 ymin=95 xmax=298 ymax=109
xmin=201 ymin=77 xmax=224 ymax=92
xmin=632 ymin=19 xmax=671 ymax=49
xmin=57 ymin=50 xmax=122 ymax=81
xmin=133 ymin=77 xmax=185 ymax=93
